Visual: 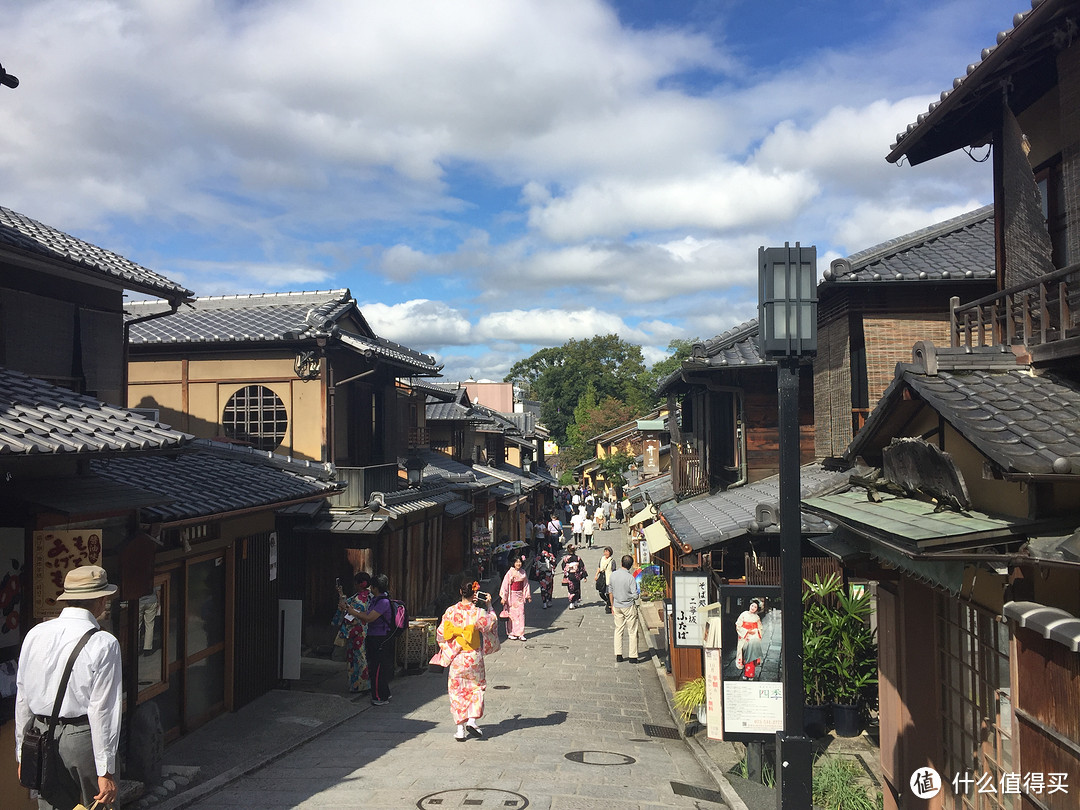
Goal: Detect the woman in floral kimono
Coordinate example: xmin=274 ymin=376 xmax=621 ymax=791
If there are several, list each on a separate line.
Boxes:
xmin=735 ymin=599 xmax=765 ymax=680
xmin=533 ymin=547 xmax=556 ymax=609
xmin=560 ymin=546 xmax=585 ymax=609
xmin=335 ymin=571 xmax=373 ymax=693
xmin=430 ymin=581 xmax=499 ymax=741
xmin=499 ymin=555 xmax=531 ymax=640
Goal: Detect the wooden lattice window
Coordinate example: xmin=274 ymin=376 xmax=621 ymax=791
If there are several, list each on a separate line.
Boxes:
xmin=222 ymin=385 xmax=288 ymax=451
xmin=937 ymin=595 xmax=1015 ymax=810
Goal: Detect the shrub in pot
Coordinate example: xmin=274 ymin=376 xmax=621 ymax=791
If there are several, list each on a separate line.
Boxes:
xmin=802 ymin=573 xmax=877 ymax=737
xmin=673 ymin=676 xmax=707 ymax=723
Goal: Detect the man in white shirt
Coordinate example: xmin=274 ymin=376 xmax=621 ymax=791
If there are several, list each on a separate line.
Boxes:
xmin=569 ymin=511 xmax=584 ymax=546
xmin=16 ymin=565 xmax=122 ymax=808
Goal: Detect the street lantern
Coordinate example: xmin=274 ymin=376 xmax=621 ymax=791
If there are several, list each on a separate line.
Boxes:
xmin=404 ymin=453 xmax=425 ymax=488
xmin=758 ymin=243 xmax=817 ymax=357
xmin=759 ymin=242 xmax=817 ymax=810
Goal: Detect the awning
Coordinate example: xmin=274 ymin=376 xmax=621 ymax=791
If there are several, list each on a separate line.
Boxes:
xmin=1003 ymin=601 xmax=1080 ymax=652
xmin=643 ymin=520 xmax=671 ymax=553
xmin=629 ymin=508 xmax=654 ymax=526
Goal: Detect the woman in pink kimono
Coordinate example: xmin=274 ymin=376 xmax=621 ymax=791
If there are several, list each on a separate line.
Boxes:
xmin=499 ymin=555 xmax=531 ymax=640
xmin=430 ymin=581 xmax=499 ymax=741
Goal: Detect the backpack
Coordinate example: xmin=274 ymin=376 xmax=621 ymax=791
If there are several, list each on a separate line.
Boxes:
xmin=375 ymin=595 xmax=409 ymax=639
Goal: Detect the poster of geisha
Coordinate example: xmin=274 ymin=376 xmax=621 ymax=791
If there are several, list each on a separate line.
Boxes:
xmin=718 ymin=584 xmax=784 ymax=740
xmin=33 ymin=529 xmax=103 ymax=619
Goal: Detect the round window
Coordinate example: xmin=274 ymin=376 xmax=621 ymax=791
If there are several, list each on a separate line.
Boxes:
xmin=221 ymin=385 xmax=288 ymax=451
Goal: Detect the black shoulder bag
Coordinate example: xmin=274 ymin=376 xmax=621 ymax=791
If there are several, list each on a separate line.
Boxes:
xmin=20 ymin=627 xmax=100 ymax=807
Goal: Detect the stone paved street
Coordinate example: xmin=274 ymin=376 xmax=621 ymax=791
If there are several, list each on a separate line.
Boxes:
xmin=185 ymin=544 xmax=727 ymax=809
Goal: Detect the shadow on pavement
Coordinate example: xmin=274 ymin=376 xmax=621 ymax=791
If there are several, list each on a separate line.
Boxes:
xmin=472 ymin=710 xmax=570 ymax=740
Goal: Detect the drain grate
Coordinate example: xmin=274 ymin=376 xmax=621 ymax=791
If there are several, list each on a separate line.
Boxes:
xmin=670 ymin=781 xmax=726 ymax=805
xmin=643 ymin=723 xmax=681 ymax=739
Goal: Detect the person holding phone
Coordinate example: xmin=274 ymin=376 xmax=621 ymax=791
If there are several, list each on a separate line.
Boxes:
xmin=334 ymin=571 xmax=373 ymax=693
xmin=430 ymin=580 xmax=499 ymax=741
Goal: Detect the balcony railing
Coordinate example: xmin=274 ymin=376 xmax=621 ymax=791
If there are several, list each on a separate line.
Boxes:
xmin=951 ymin=261 xmax=1080 ymax=357
xmin=673 ymin=446 xmax=708 ymax=498
xmin=408 ymin=426 xmax=429 ymax=449
xmin=328 ymin=463 xmax=400 ymax=508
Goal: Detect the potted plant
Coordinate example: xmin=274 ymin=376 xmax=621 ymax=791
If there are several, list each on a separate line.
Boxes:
xmin=802 ymin=574 xmax=838 ymax=737
xmin=673 ymin=676 xmax=707 ymax=725
xmin=802 ymin=574 xmax=878 ymax=737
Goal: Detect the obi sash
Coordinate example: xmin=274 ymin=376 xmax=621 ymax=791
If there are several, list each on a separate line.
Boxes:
xmin=510 ymin=580 xmax=525 ymax=591
xmin=442 ymin=620 xmax=480 ymax=651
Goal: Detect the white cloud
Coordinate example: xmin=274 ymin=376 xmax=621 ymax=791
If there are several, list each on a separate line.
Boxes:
xmin=832 ymin=201 xmax=985 ymax=254
xmin=361 ymin=299 xmax=472 ymax=346
xmin=528 ymin=166 xmax=819 ymax=242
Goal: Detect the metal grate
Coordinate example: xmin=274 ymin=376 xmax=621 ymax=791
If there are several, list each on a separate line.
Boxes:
xmin=671 ymin=781 xmax=726 ymax=804
xmin=642 ymin=724 xmax=681 ymax=739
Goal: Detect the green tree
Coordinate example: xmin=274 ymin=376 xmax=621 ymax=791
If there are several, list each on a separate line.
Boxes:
xmin=644 ymin=338 xmax=699 ymax=396
xmin=504 ymin=335 xmax=650 ymax=443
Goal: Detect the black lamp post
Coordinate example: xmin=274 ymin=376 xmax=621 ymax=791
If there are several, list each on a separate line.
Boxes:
xmin=758 ymin=243 xmax=817 ymax=810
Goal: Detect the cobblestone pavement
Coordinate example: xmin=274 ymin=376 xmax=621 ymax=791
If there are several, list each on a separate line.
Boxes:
xmin=184 ymin=542 xmax=729 ymax=810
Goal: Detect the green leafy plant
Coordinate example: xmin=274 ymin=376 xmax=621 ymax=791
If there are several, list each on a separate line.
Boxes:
xmin=802 ymin=574 xmax=878 ymax=706
xmin=812 ymin=755 xmax=883 ymax=810
xmin=672 ymin=676 xmax=706 ymax=722
xmin=640 ymin=573 xmax=665 ymax=602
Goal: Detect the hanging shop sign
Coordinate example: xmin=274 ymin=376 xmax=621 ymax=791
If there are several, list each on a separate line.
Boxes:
xmin=33 ymin=529 xmax=103 ymax=619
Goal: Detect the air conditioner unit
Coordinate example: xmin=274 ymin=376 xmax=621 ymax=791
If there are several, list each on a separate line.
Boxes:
xmin=128 ymin=408 xmax=160 ymax=423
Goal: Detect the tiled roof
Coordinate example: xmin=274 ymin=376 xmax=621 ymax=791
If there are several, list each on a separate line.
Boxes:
xmin=426 ymin=401 xmax=495 ymax=423
xmin=127 ymin=289 xmax=441 ymax=374
xmin=661 ymin=464 xmax=848 ymax=551
xmin=0 ymin=206 xmax=192 ymax=301
xmin=888 ymin=0 xmax=1069 ymax=164
xmin=127 ymin=290 xmax=356 ymax=344
xmin=626 ymin=472 xmax=675 ymax=509
xmin=91 ymin=440 xmax=341 ymax=523
xmin=0 ymin=368 xmax=189 ymax=456
xmin=656 ymin=321 xmax=764 ymax=394
xmin=414 ymin=449 xmax=500 ymax=489
xmin=824 ymin=206 xmax=995 ymax=284
xmin=849 ymin=345 xmax=1080 ymax=477
xmin=481 ymin=462 xmax=540 ymax=490
xmin=899 ymin=367 xmax=1080 ymax=476
xmin=337 ymin=333 xmax=442 ymax=375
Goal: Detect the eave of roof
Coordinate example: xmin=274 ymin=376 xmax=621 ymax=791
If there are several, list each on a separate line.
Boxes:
xmin=0 ymin=206 xmax=192 ymax=302
xmin=887 ymin=0 xmax=1072 ymax=165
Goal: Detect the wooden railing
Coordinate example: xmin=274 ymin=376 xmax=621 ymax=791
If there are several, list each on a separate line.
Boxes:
xmin=674 ymin=446 xmax=708 ymax=498
xmin=951 ymin=261 xmax=1080 ymax=352
xmin=408 ymin=426 xmax=429 ymax=449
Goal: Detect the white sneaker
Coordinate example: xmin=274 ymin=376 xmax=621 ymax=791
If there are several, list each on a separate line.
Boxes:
xmin=466 ymin=721 xmax=483 ymax=738
xmin=568 ymin=603 xmax=576 ymax=610
xmin=454 ymin=725 xmax=467 ymax=742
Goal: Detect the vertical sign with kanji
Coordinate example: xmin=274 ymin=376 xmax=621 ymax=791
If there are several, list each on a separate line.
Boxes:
xmin=672 ymin=571 xmax=709 ymax=648
xmin=34 ymin=530 xmax=103 ymax=619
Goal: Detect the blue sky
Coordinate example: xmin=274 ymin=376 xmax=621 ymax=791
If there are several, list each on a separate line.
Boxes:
xmin=1 ymin=0 xmax=1022 ymax=381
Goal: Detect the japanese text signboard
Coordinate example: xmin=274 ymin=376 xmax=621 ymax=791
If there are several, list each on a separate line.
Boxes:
xmin=34 ymin=530 xmax=103 ymax=619
xmin=673 ymin=572 xmax=709 ymax=648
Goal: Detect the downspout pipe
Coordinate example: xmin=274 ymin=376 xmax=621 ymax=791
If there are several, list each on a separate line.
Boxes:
xmin=122 ymin=299 xmax=183 ymax=409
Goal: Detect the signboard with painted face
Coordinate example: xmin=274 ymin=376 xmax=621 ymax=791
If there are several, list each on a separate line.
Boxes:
xmin=33 ymin=529 xmax=103 ymax=619
xmin=718 ymin=584 xmax=784 ymax=740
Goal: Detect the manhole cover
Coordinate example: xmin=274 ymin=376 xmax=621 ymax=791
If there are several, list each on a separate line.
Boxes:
xmin=643 ymin=724 xmax=681 ymax=739
xmin=564 ymin=751 xmax=636 ymax=766
xmin=418 ymin=789 xmax=529 ymax=808
xmin=671 ymin=781 xmax=726 ymax=804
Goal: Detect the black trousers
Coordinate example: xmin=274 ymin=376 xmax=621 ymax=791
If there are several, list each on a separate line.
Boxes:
xmin=365 ymin=634 xmax=393 ymax=701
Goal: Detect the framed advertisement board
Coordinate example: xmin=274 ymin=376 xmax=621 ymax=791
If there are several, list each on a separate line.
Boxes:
xmin=672 ymin=571 xmax=709 ymax=648
xmin=718 ymin=584 xmax=784 ymax=740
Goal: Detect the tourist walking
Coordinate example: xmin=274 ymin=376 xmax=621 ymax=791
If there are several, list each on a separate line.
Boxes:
xmin=595 ymin=547 xmax=616 ymax=613
xmin=15 ymin=565 xmax=122 ymax=809
xmin=499 ymin=555 xmax=531 ymax=640
xmin=431 ymin=581 xmax=499 ymax=741
xmin=582 ymin=513 xmax=595 ymax=548
xmin=560 ymin=545 xmax=585 ymax=609
xmin=609 ymin=554 xmax=642 ymax=663
xmin=532 ymin=547 xmax=556 ymax=608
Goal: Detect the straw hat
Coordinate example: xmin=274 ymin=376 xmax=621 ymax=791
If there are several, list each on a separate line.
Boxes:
xmin=55 ymin=565 xmax=118 ymax=600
